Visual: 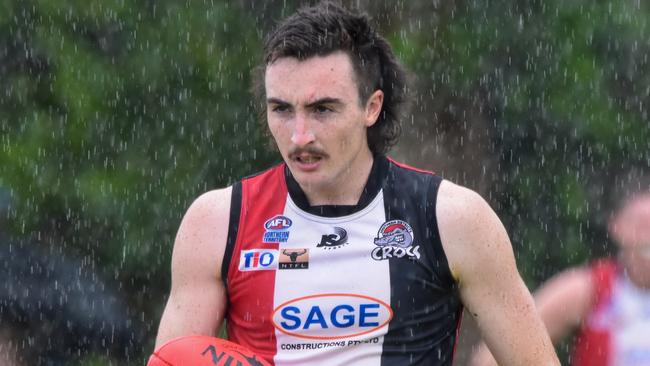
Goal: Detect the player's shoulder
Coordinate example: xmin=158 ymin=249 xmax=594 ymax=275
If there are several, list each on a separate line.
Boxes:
xmin=436 ymin=181 xmax=522 ymax=286
xmin=543 ymin=265 xmax=593 ymax=291
xmin=436 ymin=180 xmax=507 ymax=274
xmin=535 ymin=265 xmax=594 ymax=321
xmin=196 ymin=186 xmax=233 ymax=201
xmin=194 ymin=186 xmax=233 ymax=206
xmin=182 ymin=186 xmax=233 ymax=224
xmin=173 ymin=187 xmax=234 ymax=260
xmin=545 ymin=259 xmax=616 ymax=302
xmin=437 ymin=180 xmax=492 ymax=221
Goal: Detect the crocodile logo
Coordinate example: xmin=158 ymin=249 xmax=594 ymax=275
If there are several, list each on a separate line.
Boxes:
xmin=372 ymin=220 xmax=420 ymax=261
xmin=374 ymin=221 xmax=413 ymax=248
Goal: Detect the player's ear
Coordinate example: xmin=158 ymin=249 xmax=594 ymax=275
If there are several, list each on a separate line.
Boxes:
xmin=364 ymin=89 xmax=384 ymax=127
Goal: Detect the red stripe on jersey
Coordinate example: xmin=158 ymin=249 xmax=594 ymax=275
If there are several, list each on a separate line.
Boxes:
xmin=226 ymin=164 xmax=288 ymax=365
xmin=572 ymin=259 xmax=617 ymax=366
xmin=386 ymin=156 xmax=435 ymax=175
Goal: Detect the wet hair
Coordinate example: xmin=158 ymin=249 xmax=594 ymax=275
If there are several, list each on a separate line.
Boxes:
xmin=252 ymin=1 xmax=409 ymax=155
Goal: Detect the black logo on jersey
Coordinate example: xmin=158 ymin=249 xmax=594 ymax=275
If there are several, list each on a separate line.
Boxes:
xmin=279 ymin=249 xmax=309 ymax=269
xmin=371 ymin=220 xmax=421 ymax=261
xmin=317 ymin=227 xmax=348 ymax=250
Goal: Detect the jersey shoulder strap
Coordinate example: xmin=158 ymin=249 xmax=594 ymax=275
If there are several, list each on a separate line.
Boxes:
xmin=590 ymin=259 xmax=618 ymax=309
xmin=221 ymin=163 xmax=287 ymax=284
xmin=571 ymin=258 xmax=618 ymax=366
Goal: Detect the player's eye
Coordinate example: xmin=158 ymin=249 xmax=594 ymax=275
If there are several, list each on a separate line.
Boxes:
xmin=271 ymin=104 xmax=290 ymax=113
xmin=314 ymin=105 xmax=333 ymax=114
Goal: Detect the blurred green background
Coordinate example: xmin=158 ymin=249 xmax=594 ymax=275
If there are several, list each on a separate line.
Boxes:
xmin=1 ymin=0 xmax=648 ymax=364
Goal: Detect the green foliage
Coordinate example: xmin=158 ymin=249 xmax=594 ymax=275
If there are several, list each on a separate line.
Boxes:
xmin=0 ymin=1 xmax=277 ymax=360
xmin=2 ymin=0 xmax=650 ymax=363
xmin=390 ymin=0 xmax=649 ymax=286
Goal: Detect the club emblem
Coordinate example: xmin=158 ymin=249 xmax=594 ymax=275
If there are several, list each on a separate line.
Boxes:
xmin=372 ymin=220 xmax=420 ymax=260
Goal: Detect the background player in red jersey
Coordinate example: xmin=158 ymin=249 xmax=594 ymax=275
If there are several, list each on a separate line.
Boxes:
xmin=471 ymin=190 xmax=650 ymax=366
xmin=153 ymin=2 xmax=558 ymax=365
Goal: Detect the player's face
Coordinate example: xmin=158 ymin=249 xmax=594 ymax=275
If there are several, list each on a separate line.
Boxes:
xmin=265 ymin=52 xmax=383 ymax=198
xmin=611 ymin=195 xmax=650 ymax=286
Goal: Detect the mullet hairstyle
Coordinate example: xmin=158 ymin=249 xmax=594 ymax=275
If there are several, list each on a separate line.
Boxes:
xmin=252 ymin=1 xmax=409 ymax=155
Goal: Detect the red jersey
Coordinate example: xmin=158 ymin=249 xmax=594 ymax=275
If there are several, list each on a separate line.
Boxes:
xmin=573 ymin=259 xmax=650 ymax=366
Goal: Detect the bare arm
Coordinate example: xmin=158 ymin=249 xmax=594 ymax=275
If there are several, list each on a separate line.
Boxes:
xmin=154 ymin=187 xmax=232 ymax=348
xmin=437 ymin=181 xmax=558 ymax=365
xmin=470 ymin=266 xmax=593 ymax=365
xmin=535 ymin=267 xmax=593 ymax=341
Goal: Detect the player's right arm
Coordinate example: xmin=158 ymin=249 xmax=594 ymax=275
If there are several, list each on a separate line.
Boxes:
xmin=154 ymin=187 xmax=232 ymax=348
xmin=437 ymin=181 xmax=558 ymax=365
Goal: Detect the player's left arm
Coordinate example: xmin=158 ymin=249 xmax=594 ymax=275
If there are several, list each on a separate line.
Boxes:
xmin=437 ymin=181 xmax=559 ymax=365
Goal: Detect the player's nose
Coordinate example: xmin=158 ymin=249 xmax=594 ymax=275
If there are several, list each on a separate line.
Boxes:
xmin=291 ymin=114 xmax=315 ymax=146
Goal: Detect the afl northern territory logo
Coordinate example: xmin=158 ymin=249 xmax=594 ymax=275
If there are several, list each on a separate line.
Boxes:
xmin=263 ymin=215 xmax=292 ymax=243
xmin=372 ymin=220 xmax=421 ymax=260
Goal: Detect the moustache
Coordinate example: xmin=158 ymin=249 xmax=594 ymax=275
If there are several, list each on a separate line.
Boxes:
xmin=288 ymin=146 xmax=328 ymax=159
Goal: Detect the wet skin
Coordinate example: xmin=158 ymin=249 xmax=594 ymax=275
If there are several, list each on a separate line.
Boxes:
xmin=264 ymin=51 xmax=383 ymax=206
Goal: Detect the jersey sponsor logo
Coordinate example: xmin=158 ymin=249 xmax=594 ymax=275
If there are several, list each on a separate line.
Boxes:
xmin=272 ymin=293 xmax=393 ymax=340
xmin=263 ymin=215 xmax=292 ymax=242
xmin=238 ymin=249 xmax=278 ymax=271
xmin=279 ymin=338 xmax=379 ymax=351
xmin=279 ymin=248 xmax=309 ymax=269
xmin=265 ymin=215 xmax=292 ymax=230
xmin=371 ymin=220 xmax=421 ymax=260
xmin=316 ymin=227 xmax=348 ymax=250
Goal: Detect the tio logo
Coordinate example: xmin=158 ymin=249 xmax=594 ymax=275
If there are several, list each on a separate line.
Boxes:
xmin=238 ymin=249 xmax=278 ymax=272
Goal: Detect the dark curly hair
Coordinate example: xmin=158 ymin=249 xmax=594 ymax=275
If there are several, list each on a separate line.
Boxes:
xmin=252 ymin=1 xmax=409 ymax=155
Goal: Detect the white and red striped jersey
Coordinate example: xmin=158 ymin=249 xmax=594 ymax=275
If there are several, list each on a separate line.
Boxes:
xmin=222 ymin=156 xmax=462 ymax=365
xmin=573 ymin=260 xmax=650 ymax=366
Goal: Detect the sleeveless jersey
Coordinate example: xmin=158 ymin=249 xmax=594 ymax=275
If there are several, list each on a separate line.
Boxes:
xmin=222 ymin=155 xmax=463 ymax=366
xmin=573 ymin=259 xmax=650 ymax=366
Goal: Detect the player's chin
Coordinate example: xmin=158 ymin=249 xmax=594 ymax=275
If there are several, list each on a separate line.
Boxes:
xmin=291 ymin=170 xmax=332 ymax=190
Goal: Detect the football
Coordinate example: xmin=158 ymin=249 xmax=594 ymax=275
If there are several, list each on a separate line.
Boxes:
xmin=147 ymin=335 xmax=270 ymax=366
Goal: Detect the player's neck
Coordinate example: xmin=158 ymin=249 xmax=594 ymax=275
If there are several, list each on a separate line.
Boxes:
xmin=301 ymin=151 xmax=374 ymax=206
